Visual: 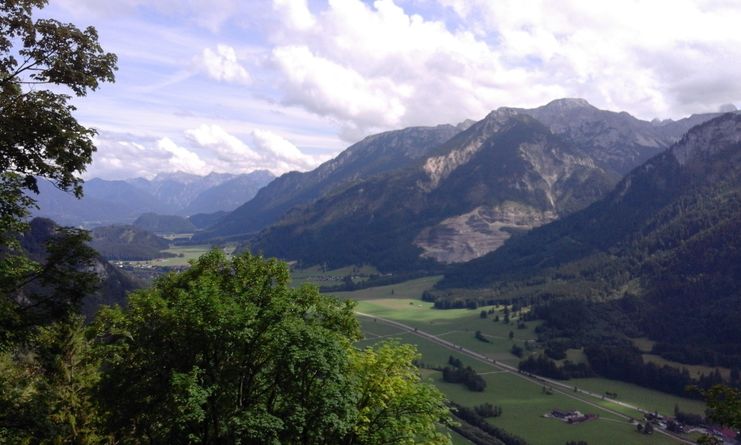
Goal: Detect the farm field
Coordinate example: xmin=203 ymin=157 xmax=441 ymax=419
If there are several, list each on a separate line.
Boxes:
xmin=337 ymin=277 xmax=706 ymax=445
xmin=123 ymin=244 xmax=232 ymax=267
xmin=362 ymin=327 xmax=681 ymax=445
xmin=432 ymin=371 xmax=679 ymax=445
xmin=571 ymin=377 xmax=706 ymax=416
xmin=330 ymin=275 xmax=442 ymax=300
xmin=290 ymin=264 xmax=378 ymax=287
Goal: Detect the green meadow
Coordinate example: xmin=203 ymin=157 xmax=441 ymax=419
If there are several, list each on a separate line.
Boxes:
xmin=335 ymin=277 xmax=705 ymax=445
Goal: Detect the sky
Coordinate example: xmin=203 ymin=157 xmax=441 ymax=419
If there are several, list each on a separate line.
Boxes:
xmin=42 ymin=0 xmax=741 ymax=180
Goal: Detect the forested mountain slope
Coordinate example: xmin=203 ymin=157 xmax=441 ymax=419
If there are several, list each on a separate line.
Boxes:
xmin=198 ymin=124 xmax=464 ymax=241
xmin=438 ymin=113 xmax=741 ymax=366
xmin=251 ymin=111 xmax=616 ymax=270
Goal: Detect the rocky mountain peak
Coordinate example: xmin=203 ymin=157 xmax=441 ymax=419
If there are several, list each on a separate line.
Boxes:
xmin=420 ymin=111 xmax=536 ymax=191
xmin=671 ymin=113 xmax=741 ymax=165
xmin=455 ymin=119 xmax=477 ymax=131
xmin=541 ymin=97 xmax=596 ymax=111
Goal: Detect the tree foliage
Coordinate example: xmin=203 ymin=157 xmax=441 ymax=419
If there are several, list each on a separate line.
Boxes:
xmin=703 ymin=385 xmax=741 ymax=430
xmin=1 ymin=0 xmax=116 ymax=343
xmin=1 ymin=0 xmax=117 ymax=198
xmin=95 ymin=250 xmax=451 ymax=444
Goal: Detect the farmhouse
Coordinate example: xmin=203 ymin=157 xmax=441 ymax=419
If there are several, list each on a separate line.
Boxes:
xmin=546 ymin=409 xmax=599 ymax=424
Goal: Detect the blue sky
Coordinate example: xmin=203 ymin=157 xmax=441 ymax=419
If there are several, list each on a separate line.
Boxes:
xmin=42 ymin=0 xmax=741 ymax=179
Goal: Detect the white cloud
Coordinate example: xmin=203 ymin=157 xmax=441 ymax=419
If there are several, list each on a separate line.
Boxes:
xmin=262 ymin=0 xmax=741 ymax=140
xmin=196 ymin=45 xmax=251 ymax=84
xmin=252 ymin=128 xmax=320 ymax=170
xmin=273 ymin=0 xmax=315 ymax=30
xmin=185 ymin=124 xmax=261 ymax=162
xmin=88 ymin=127 xmax=329 ymax=179
xmin=272 ymin=45 xmax=409 ymax=129
xmin=86 ymin=134 xmax=210 ymax=179
xmin=186 ymin=125 xmax=327 ymax=175
xmin=436 ymin=0 xmax=741 ymax=118
xmin=266 ymin=0 xmax=562 ymax=139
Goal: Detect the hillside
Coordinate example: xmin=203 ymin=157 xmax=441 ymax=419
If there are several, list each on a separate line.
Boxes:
xmin=438 ymin=113 xmax=741 ymax=365
xmin=20 ymin=218 xmax=141 ymax=317
xmin=189 ymin=211 xmax=228 ymax=230
xmin=89 ymin=225 xmax=174 ymax=261
xmin=250 ymin=111 xmax=617 ymax=271
xmin=133 ymin=213 xmax=196 ymax=234
xmin=197 ymin=124 xmax=464 ymax=241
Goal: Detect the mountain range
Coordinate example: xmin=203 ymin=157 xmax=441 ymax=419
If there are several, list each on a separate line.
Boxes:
xmin=211 ymin=99 xmax=724 ymax=271
xmin=31 ymin=170 xmax=275 ymax=227
xmin=196 ymin=123 xmax=466 ymax=241
xmin=436 ymin=113 xmax=741 ymax=366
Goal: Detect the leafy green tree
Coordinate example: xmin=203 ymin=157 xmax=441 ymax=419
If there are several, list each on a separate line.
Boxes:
xmin=0 ymin=1 xmax=116 ymax=442
xmin=1 ymin=0 xmax=117 ymax=200
xmin=0 ymin=0 xmax=117 ymax=341
xmin=703 ymin=385 xmax=741 ymax=429
xmin=348 ymin=342 xmax=452 ymax=445
xmin=0 ymin=316 xmax=103 ymax=443
xmin=95 ymin=250 xmax=451 ymax=444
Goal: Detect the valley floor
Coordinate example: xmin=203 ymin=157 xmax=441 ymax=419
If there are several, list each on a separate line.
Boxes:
xmin=328 ymin=275 xmax=707 ymax=445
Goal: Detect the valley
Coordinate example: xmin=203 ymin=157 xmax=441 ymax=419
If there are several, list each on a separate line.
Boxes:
xmin=329 ymin=275 xmax=709 ymax=445
xmin=80 ymin=110 xmax=740 ymax=444
xmin=4 ymin=2 xmax=740 ymax=443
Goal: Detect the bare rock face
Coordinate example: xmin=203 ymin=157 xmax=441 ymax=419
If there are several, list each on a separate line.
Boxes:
xmin=671 ymin=113 xmax=741 ymax=166
xmin=414 ymin=125 xmax=606 ymax=263
xmin=415 ymin=203 xmax=557 ymax=263
xmin=419 ymin=108 xmax=522 ymax=191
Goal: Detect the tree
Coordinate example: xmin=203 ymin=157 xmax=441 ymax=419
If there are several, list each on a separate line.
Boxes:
xmin=1 ymin=0 xmax=117 ymax=201
xmin=0 ymin=316 xmax=103 ymax=443
xmin=348 ymin=342 xmax=452 ymax=445
xmin=0 ymin=2 xmax=116 ymax=441
xmin=94 ymin=250 xmax=452 ymax=444
xmin=1 ymin=0 xmax=117 ymax=340
xmin=703 ymin=385 xmax=741 ymax=429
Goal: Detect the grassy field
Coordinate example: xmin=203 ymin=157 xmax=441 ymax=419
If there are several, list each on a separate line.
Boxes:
xmin=571 ymin=377 xmax=706 ymax=416
xmin=642 ymin=353 xmax=730 ymax=380
xmin=291 ymin=264 xmax=379 ymax=287
xmin=356 ymin=321 xmax=688 ymax=444
xmin=341 ymin=276 xmax=706 ymax=444
xmin=330 ymin=275 xmax=442 ymax=300
xmin=430 ymin=370 xmax=679 ymax=445
xmin=123 ymin=244 xmax=235 ymax=267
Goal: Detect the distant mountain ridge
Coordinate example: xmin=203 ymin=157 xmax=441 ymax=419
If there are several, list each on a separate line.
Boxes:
xmin=512 ymin=98 xmax=724 ymax=174
xmin=32 ymin=170 xmax=275 ymax=227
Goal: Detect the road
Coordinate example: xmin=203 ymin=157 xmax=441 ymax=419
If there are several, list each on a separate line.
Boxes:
xmin=356 ymin=312 xmax=696 ymax=445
